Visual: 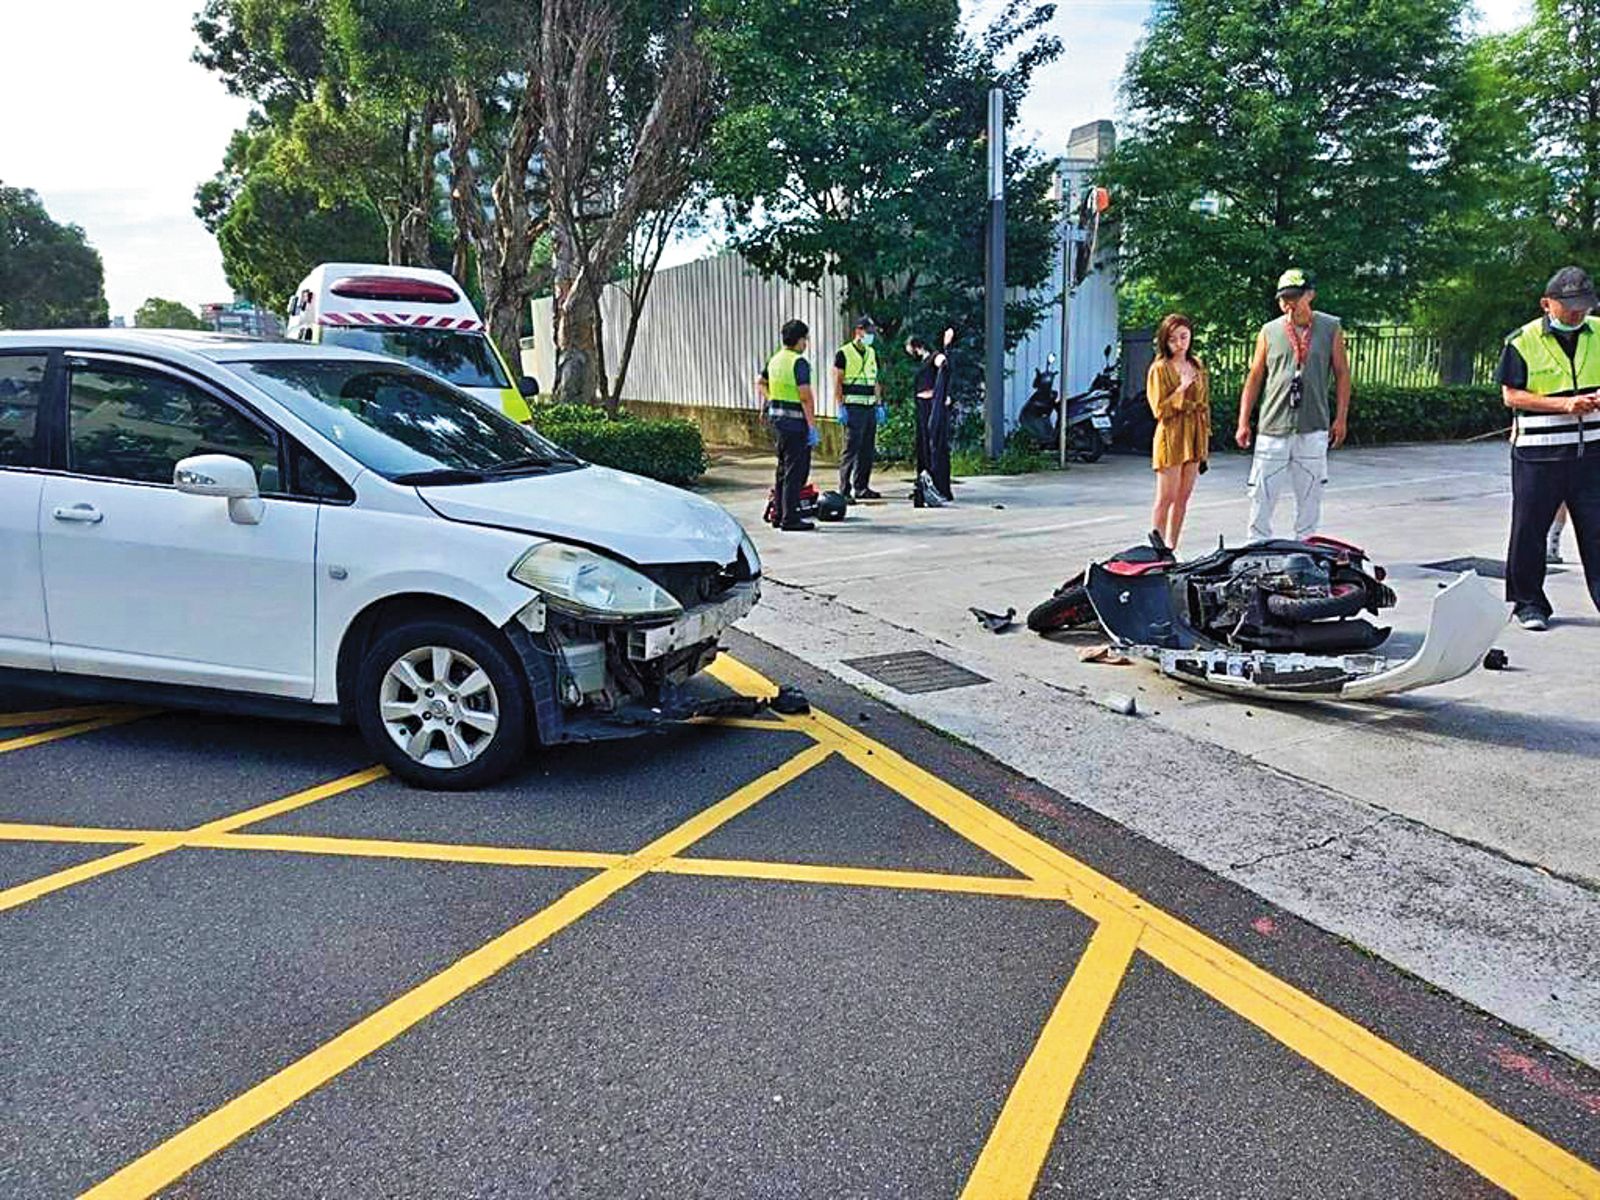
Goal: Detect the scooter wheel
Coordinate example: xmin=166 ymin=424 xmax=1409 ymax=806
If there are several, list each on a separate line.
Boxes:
xmin=1027 ymin=584 xmax=1097 ymax=633
xmin=1069 ymin=425 xmax=1105 ymax=463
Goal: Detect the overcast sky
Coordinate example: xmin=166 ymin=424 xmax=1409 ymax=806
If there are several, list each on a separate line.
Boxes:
xmin=0 ymin=0 xmax=1531 ymax=322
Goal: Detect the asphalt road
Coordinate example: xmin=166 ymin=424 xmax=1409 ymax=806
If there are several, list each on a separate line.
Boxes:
xmin=0 ymin=631 xmax=1595 ymax=1199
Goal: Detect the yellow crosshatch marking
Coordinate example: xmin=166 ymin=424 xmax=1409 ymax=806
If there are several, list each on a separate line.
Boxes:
xmin=0 ymin=659 xmax=1595 ymax=1200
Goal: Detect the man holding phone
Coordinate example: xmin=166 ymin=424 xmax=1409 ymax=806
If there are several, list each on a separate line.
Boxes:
xmin=1497 ymin=266 xmax=1600 ymax=630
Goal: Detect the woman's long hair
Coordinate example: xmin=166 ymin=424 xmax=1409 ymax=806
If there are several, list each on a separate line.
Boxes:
xmin=1155 ymin=313 xmax=1204 ymax=369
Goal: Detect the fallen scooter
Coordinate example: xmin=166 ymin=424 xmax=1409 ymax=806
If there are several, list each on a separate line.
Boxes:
xmin=1028 ymin=533 xmax=1507 ymax=700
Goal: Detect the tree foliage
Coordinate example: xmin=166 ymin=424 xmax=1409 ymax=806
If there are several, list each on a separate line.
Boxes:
xmin=1412 ymin=0 xmax=1600 ymax=350
xmin=1108 ymin=0 xmax=1476 ymax=335
xmin=196 ymin=125 xmax=388 ymax=312
xmin=134 ymin=298 xmax=207 ymax=330
xmin=701 ymin=0 xmax=1063 ymax=376
xmin=0 ymin=185 xmax=108 ymax=329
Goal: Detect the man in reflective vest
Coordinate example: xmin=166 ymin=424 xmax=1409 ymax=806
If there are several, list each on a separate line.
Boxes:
xmin=1496 ymin=266 xmax=1600 ymax=630
xmin=757 ymin=318 xmax=821 ymax=531
xmin=833 ymin=315 xmax=884 ymax=501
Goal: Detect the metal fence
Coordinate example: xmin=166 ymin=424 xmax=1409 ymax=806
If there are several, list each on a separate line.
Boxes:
xmin=1198 ymin=324 xmax=1498 ymax=389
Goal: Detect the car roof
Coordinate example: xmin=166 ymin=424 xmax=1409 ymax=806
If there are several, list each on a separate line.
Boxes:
xmin=0 ymin=328 xmax=396 ymax=367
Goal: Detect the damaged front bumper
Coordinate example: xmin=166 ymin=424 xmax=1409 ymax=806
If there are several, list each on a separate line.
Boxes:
xmin=505 ymin=581 xmax=762 ymax=743
xmin=1130 ymin=573 xmax=1507 ymax=701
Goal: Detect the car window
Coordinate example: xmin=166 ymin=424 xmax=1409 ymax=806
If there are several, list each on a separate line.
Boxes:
xmin=0 ymin=354 xmax=48 ymax=468
xmin=290 ymin=442 xmax=355 ymax=502
xmin=234 ymin=359 xmax=573 ymax=481
xmin=319 ymin=326 xmax=511 ymax=390
xmin=68 ymin=365 xmax=280 ymax=489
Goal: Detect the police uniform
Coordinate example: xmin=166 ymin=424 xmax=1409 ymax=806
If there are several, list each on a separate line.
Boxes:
xmin=835 ymin=333 xmax=879 ymax=497
xmin=762 ymin=345 xmax=813 ymax=528
xmin=1496 ymin=299 xmax=1600 ymax=621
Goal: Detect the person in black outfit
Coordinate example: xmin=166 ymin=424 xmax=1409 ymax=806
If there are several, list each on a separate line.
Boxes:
xmin=925 ymin=325 xmax=957 ymax=502
xmin=907 ymin=335 xmax=936 ymax=506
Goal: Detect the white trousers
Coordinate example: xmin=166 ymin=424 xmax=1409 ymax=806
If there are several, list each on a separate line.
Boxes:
xmin=1247 ymin=432 xmax=1328 ymax=541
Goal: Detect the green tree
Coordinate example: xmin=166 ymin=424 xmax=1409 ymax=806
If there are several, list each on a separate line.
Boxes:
xmin=134 ymin=298 xmax=207 ymax=330
xmin=1413 ymin=0 xmax=1600 ymax=354
xmin=196 ymin=126 xmax=388 ymax=312
xmin=700 ymin=0 xmax=1062 ymax=411
xmin=0 ymin=185 xmax=109 ymax=329
xmin=1108 ymin=0 xmax=1476 ymax=336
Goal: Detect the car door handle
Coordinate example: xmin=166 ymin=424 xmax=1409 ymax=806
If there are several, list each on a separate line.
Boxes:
xmin=52 ymin=503 xmax=104 ymax=525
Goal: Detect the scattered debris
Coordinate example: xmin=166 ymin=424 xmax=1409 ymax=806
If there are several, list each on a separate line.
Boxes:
xmin=770 ymin=686 xmax=810 ymax=715
xmin=1078 ymin=644 xmax=1132 ymax=666
xmin=1483 ymin=647 xmax=1509 ymax=671
xmin=969 ymin=606 xmax=1017 ymax=633
xmin=1096 ymin=691 xmax=1138 ymax=716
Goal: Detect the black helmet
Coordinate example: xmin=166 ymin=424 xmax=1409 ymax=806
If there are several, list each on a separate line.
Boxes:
xmin=816 ymin=490 xmax=848 ymax=521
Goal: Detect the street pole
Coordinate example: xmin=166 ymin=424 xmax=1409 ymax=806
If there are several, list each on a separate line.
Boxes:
xmin=984 ymin=87 xmax=1006 ymax=460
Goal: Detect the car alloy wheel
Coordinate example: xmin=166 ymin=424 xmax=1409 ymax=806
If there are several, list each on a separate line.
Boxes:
xmin=378 ymin=645 xmax=501 ymax=769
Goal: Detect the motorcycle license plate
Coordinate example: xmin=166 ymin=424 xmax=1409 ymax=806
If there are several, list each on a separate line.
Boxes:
xmin=1091 ymin=415 xmax=1112 ymax=430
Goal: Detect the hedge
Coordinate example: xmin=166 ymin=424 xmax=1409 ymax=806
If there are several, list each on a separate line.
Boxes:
xmin=528 ymin=403 xmax=708 ymax=486
xmin=1206 ymin=381 xmax=1506 ymax=447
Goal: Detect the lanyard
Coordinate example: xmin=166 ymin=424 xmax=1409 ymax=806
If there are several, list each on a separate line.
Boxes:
xmin=1284 ymin=316 xmax=1313 ymax=370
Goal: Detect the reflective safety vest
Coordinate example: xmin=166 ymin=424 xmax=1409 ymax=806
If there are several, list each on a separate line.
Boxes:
xmin=765 ymin=347 xmax=805 ymax=419
xmin=838 ymin=340 xmax=879 ymax=404
xmin=1508 ymin=316 xmax=1600 ymax=455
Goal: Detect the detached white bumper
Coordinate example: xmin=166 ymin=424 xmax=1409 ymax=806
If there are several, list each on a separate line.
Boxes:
xmin=627 ymin=581 xmax=760 ymax=661
xmin=1141 ymin=573 xmax=1508 ymax=701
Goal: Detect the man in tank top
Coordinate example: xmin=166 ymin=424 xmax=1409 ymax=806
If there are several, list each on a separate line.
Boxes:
xmin=1235 ymin=268 xmax=1352 ymax=542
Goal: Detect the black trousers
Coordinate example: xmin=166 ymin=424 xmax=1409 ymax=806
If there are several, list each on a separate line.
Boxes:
xmin=1506 ymin=451 xmax=1600 ymax=616
xmin=918 ymin=395 xmax=953 ymax=500
xmin=771 ymin=417 xmax=811 ymax=526
xmin=839 ymin=404 xmax=877 ymax=494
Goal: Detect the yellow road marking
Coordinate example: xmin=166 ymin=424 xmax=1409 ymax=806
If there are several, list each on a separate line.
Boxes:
xmin=80 ymin=744 xmax=832 ymax=1200
xmin=0 ymin=818 xmax=1074 ymax=903
xmin=709 ymin=656 xmax=1600 ymax=1200
xmin=656 ymin=856 xmax=1072 ymax=901
xmin=0 ymin=766 xmax=387 ymax=915
xmin=197 ymin=832 xmax=622 ymax=874
xmin=0 ymin=710 xmax=156 ymax=756
xmin=0 ymin=822 xmax=177 ymax=846
xmin=960 ymin=915 xmax=1143 ymax=1199
xmin=0 ymin=704 xmax=134 ymax=730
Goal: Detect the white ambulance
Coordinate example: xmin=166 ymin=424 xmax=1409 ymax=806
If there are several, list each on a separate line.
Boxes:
xmin=285 ymin=263 xmax=537 ymax=422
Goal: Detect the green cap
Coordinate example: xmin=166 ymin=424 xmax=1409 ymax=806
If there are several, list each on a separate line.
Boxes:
xmin=1276 ymin=267 xmax=1315 ymax=297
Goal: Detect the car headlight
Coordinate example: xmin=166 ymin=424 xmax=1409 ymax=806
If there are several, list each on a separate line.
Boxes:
xmin=738 ymin=526 xmax=762 ymax=578
xmin=510 ymin=543 xmax=682 ymax=618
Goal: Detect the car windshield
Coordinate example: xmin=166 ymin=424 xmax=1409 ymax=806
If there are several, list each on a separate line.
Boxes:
xmin=233 ymin=359 xmax=576 ymax=482
xmin=319 ymin=325 xmax=511 ymax=390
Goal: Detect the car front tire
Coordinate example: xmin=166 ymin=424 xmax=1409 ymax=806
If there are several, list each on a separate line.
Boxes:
xmin=355 ymin=618 xmax=530 ymax=790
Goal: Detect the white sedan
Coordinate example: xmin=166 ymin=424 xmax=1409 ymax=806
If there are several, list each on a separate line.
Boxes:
xmin=0 ymin=331 xmax=760 ymax=788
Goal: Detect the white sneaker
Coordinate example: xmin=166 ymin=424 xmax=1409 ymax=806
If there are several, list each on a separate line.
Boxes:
xmin=1515 ymin=608 xmax=1549 ymax=632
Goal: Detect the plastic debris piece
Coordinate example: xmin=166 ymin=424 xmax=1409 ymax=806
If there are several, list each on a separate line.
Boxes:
xmin=969 ymin=606 xmax=1016 ymax=633
xmin=770 ymin=685 xmax=810 ymax=715
xmin=1483 ymin=647 xmax=1509 ymax=671
xmin=1096 ymin=691 xmax=1137 ymax=715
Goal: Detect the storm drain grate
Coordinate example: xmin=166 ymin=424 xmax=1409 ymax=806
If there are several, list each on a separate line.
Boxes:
xmin=843 ymin=651 xmax=990 ymax=694
xmin=1421 ymin=556 xmax=1508 ymax=580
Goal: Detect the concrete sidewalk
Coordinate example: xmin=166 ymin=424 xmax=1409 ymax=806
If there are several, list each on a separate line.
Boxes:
xmin=705 ymin=441 xmax=1600 ymax=1065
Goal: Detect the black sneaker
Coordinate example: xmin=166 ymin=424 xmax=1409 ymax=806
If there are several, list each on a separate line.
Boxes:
xmin=779 ymin=519 xmax=816 ymax=532
xmin=1514 ymin=605 xmax=1549 ymax=631
xmin=856 ymin=488 xmax=882 ymax=500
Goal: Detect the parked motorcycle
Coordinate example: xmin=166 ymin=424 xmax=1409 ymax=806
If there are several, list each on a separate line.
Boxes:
xmin=1015 ymin=349 xmax=1116 ymax=463
xmin=1027 ymin=532 xmax=1396 ymax=654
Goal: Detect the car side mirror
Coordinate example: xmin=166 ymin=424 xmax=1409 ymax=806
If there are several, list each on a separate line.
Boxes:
xmin=518 ymin=375 xmax=541 ymax=399
xmin=175 ymin=454 xmax=264 ymax=525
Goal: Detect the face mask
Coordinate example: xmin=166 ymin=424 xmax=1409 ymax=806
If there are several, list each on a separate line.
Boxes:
xmin=861 ymin=333 xmax=876 ymax=347
xmin=1549 ymin=315 xmax=1588 ymax=332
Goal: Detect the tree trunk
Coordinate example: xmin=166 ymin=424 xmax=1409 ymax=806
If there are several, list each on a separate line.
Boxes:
xmin=555 ymin=281 xmax=602 ymax=407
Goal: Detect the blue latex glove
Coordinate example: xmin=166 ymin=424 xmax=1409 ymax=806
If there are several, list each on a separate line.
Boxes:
xmin=807 ymin=424 xmax=821 ymax=448
xmin=876 ymin=403 xmax=888 ymax=426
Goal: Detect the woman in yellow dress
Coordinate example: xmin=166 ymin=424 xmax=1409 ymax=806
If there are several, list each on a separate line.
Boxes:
xmin=1146 ymin=313 xmax=1211 ymax=550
